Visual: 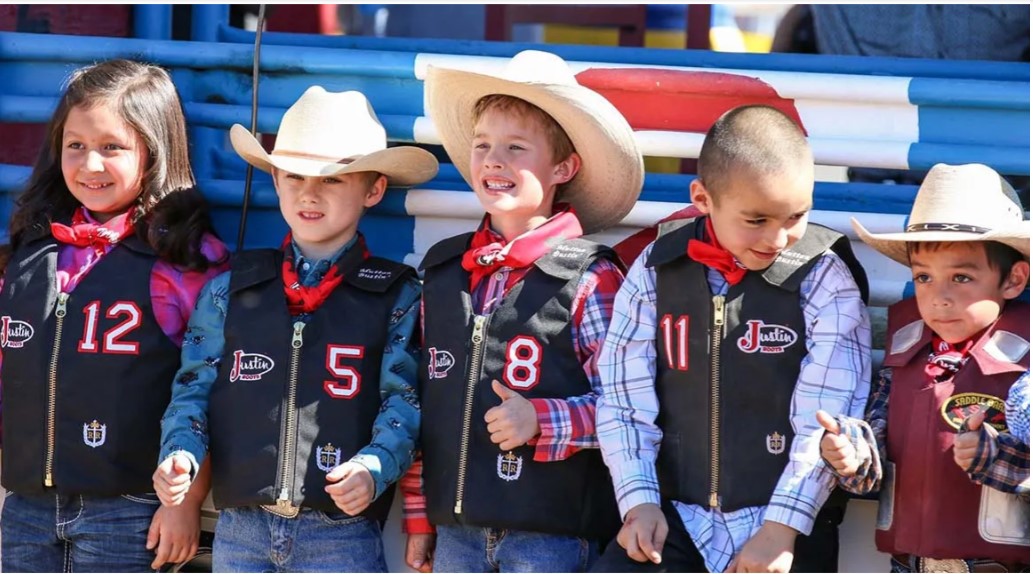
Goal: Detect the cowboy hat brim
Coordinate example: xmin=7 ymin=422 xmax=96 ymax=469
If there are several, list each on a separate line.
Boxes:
xmin=851 ymin=217 xmax=1031 ymax=267
xmin=230 ymin=124 xmax=439 ymax=187
xmin=425 ymin=65 xmax=643 ymax=235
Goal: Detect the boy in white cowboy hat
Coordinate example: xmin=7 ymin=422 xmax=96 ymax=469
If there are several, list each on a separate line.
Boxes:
xmin=151 ymin=86 xmax=438 ymax=572
xmin=818 ymin=163 xmax=1030 ymax=573
xmin=595 ymin=104 xmax=872 ymax=573
xmin=401 ymin=49 xmax=643 ymax=572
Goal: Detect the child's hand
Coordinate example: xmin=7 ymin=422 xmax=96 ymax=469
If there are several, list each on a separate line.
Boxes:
xmin=725 ymin=521 xmax=796 ymax=573
xmin=325 ymin=461 xmax=374 ymax=515
xmin=617 ymin=502 xmax=667 ymax=564
xmin=954 ymin=409 xmax=991 ymax=472
xmin=405 ymin=533 xmax=436 ymax=573
xmin=484 ymin=380 xmax=540 ymax=451
xmin=145 ymin=503 xmax=200 ymax=570
xmin=153 ymin=454 xmax=194 ymax=507
xmin=816 ymin=410 xmax=863 ymax=477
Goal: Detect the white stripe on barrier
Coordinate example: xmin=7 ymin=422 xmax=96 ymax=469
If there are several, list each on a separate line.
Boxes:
xmin=794 ymin=100 xmax=918 ymax=143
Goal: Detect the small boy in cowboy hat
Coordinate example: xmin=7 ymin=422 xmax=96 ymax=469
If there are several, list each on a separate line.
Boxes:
xmin=152 ymin=86 xmax=438 ymax=572
xmin=594 ymin=104 xmax=872 ymax=573
xmin=818 ymin=163 xmax=1030 ymax=573
xmin=401 ymin=50 xmax=643 ymax=572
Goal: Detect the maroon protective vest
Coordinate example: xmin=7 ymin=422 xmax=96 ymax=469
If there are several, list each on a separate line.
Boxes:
xmin=876 ymin=298 xmax=1029 ymax=562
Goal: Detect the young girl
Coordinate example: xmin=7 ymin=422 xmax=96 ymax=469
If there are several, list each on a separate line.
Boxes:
xmin=0 ymin=59 xmax=229 ymax=572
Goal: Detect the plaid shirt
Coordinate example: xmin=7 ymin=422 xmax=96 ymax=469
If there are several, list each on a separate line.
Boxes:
xmin=596 ymin=242 xmax=871 ymax=573
xmin=1006 ymin=371 xmax=1030 ymax=446
xmin=401 ymin=257 xmax=624 ymax=534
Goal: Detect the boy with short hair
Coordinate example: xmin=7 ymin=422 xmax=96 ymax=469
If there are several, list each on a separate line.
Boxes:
xmin=595 ymin=104 xmax=872 ymax=573
xmin=819 ymin=163 xmax=1030 ymax=572
xmin=402 ymin=49 xmax=644 ymax=572
xmin=152 ymin=86 xmax=439 ymax=572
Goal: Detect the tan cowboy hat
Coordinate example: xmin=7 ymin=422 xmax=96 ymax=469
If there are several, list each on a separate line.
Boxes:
xmin=230 ymin=86 xmax=438 ymax=186
xmin=425 ymin=50 xmax=644 ymax=235
xmin=852 ymin=163 xmax=1030 ymax=266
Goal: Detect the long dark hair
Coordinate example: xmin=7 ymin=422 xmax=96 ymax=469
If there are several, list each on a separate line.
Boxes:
xmin=0 ymin=59 xmax=222 ymax=273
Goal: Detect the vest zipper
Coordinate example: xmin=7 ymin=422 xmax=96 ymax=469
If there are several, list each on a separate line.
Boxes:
xmin=275 ymin=320 xmax=306 ymax=514
xmin=454 ymin=314 xmax=488 ymax=515
xmin=708 ymin=295 xmax=725 ymax=508
xmin=44 ymin=292 xmax=70 ymax=488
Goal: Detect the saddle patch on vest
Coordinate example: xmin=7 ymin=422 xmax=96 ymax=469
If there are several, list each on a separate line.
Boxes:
xmin=83 ymin=419 xmax=107 ymax=448
xmin=229 ymin=350 xmax=275 ymax=382
xmin=497 ymin=451 xmax=523 ymax=481
xmin=890 ymin=319 xmax=925 ymax=356
xmin=983 ymin=330 xmax=1030 ymax=364
xmin=737 ymin=320 xmax=798 ymax=354
xmin=940 ymin=393 xmax=1007 ymax=432
xmin=0 ymin=316 xmax=34 ymax=348
xmin=427 ymin=347 xmax=455 ymax=379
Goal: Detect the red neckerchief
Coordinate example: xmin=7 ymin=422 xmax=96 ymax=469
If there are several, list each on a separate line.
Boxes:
xmin=925 ymin=329 xmax=985 ymax=382
xmin=281 ymin=233 xmax=369 ymax=315
xmin=50 ymin=207 xmax=136 ymax=254
xmin=461 ymin=204 xmax=583 ymax=292
xmin=686 ymin=217 xmax=747 ymax=286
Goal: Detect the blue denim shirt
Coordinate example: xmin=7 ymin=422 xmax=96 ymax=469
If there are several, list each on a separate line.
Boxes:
xmin=159 ymin=235 xmax=422 ymax=499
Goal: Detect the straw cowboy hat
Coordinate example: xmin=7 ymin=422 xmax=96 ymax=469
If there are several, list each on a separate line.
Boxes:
xmin=852 ymin=163 xmax=1030 ymax=266
xmin=230 ymin=86 xmax=439 ymax=186
xmin=425 ymin=50 xmax=644 ymax=235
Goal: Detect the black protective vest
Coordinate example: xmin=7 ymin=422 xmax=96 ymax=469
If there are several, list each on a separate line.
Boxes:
xmin=1 ymin=231 xmax=180 ymax=496
xmin=208 ymin=248 xmax=414 ymax=522
xmin=420 ymin=233 xmax=621 ymax=538
xmin=649 ymin=218 xmax=868 ymax=511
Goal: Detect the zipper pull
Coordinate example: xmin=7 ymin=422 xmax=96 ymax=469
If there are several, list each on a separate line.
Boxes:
xmin=291 ymin=321 xmax=305 ymax=348
xmin=709 ymin=493 xmax=719 ymax=508
xmin=55 ymin=292 xmax=69 ymax=318
xmin=712 ymin=295 xmax=725 ymax=327
xmin=278 ymin=487 xmax=290 ymax=501
xmin=471 ymin=315 xmax=485 ymax=344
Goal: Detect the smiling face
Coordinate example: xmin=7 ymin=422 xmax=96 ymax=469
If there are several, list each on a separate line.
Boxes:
xmin=273 ymin=168 xmax=386 ymax=260
xmin=61 ymin=104 xmax=148 ymax=223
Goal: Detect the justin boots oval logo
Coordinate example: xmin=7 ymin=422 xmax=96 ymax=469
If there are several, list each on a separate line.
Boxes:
xmin=229 ymin=350 xmax=275 ymax=382
xmin=737 ymin=320 xmax=798 ymax=354
xmin=1 ymin=316 xmax=34 ymax=348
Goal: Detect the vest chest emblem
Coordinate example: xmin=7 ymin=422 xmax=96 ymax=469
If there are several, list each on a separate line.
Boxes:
xmin=497 ymin=451 xmax=523 ymax=481
xmin=427 ymin=347 xmax=455 ymax=379
xmin=766 ymin=432 xmax=786 ymax=454
xmin=229 ymin=350 xmax=275 ymax=382
xmin=940 ymin=393 xmax=1007 ymax=432
xmin=316 ymin=443 xmax=341 ymax=472
xmin=737 ymin=320 xmax=798 ymax=354
xmin=83 ymin=420 xmax=107 ymax=448
xmin=0 ymin=316 xmax=34 ymax=348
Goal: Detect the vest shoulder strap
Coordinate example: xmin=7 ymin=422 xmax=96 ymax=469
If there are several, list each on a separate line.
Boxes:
xmin=345 ymin=256 xmax=417 ymax=293
xmin=533 ymin=238 xmax=619 ymax=281
xmin=883 ymin=297 xmax=929 ymax=367
xmin=420 ymin=233 xmax=473 ymax=271
xmin=760 ymin=223 xmax=869 ymax=303
xmin=646 ymin=218 xmax=699 ymax=268
xmin=228 ymin=249 xmax=281 ymax=293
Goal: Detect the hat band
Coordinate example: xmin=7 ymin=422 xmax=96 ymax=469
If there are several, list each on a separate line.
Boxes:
xmin=906 ymin=222 xmax=991 ymax=234
xmin=271 ymin=150 xmax=356 ymax=165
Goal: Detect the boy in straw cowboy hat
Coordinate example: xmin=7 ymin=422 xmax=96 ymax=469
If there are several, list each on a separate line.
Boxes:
xmin=594 ymin=104 xmax=872 ymax=573
xmin=401 ymin=49 xmax=643 ymax=572
xmin=818 ymin=163 xmax=1030 ymax=573
xmin=152 ymin=86 xmax=438 ymax=572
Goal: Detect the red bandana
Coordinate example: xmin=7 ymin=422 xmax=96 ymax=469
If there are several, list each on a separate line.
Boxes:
xmin=461 ymin=204 xmax=583 ymax=292
xmin=686 ymin=217 xmax=747 ymax=286
xmin=281 ymin=233 xmax=369 ymax=315
xmin=50 ymin=207 xmax=136 ymax=253
xmin=925 ymin=332 xmax=981 ymax=382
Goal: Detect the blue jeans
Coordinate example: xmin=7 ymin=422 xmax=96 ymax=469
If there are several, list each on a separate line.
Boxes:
xmin=1 ymin=491 xmax=159 ymax=573
xmin=434 ymin=524 xmax=594 ymax=573
xmin=212 ymin=506 xmax=387 ymax=573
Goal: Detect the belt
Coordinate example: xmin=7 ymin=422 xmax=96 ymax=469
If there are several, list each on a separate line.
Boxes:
xmin=892 ymin=554 xmax=1028 ymax=573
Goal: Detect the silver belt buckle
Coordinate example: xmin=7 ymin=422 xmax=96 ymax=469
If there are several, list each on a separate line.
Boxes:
xmin=260 ymin=499 xmax=301 ymax=518
xmin=920 ymin=557 xmax=970 ymax=573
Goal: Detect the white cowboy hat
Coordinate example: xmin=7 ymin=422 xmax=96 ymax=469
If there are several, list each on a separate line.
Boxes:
xmin=425 ymin=50 xmax=644 ymax=235
xmin=230 ymin=86 xmax=439 ymax=186
xmin=852 ymin=163 xmax=1030 ymax=266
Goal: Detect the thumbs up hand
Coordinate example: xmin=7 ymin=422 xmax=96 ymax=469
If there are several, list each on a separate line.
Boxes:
xmin=817 ymin=410 xmax=865 ymax=477
xmin=153 ymin=453 xmax=195 ymax=507
xmin=953 ymin=407 xmax=993 ymax=473
xmin=484 ymin=380 xmax=540 ymax=451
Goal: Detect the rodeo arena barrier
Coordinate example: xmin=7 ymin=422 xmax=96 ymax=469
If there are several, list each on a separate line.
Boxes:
xmin=0 ymin=4 xmax=1029 ymax=572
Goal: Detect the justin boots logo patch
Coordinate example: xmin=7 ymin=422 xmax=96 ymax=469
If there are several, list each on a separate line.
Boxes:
xmin=229 ymin=350 xmax=275 ymax=382
xmin=737 ymin=320 xmax=798 ymax=354
xmin=427 ymin=348 xmax=455 ymax=379
xmin=0 ymin=316 xmax=34 ymax=348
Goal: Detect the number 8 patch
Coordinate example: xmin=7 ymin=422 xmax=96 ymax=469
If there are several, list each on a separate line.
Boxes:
xmin=502 ymin=335 xmax=542 ymax=390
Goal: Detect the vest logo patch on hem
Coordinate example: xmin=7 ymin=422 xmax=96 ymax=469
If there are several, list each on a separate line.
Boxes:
xmin=0 ymin=316 xmax=34 ymax=348
xmin=316 ymin=443 xmax=341 ymax=472
xmin=737 ymin=320 xmax=798 ymax=354
xmin=427 ymin=347 xmax=455 ymax=379
xmin=83 ymin=420 xmax=106 ymax=448
xmin=497 ymin=451 xmax=523 ymax=481
xmin=229 ymin=350 xmax=275 ymax=382
xmin=940 ymin=393 xmax=1007 ymax=432
xmin=766 ymin=432 xmax=786 ymax=454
